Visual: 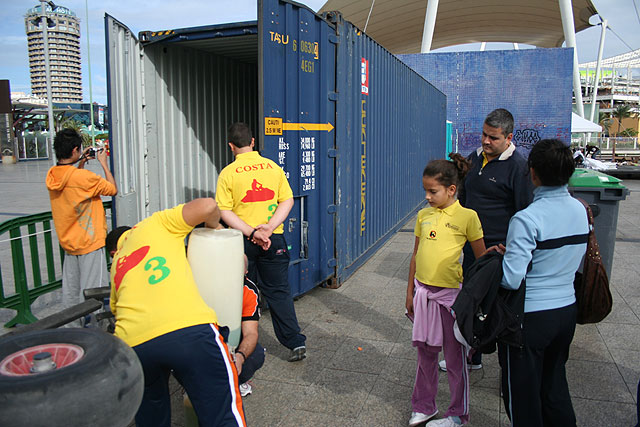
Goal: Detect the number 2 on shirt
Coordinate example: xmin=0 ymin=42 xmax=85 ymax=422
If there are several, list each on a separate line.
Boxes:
xmin=267 ymin=203 xmax=277 ymax=221
xmin=144 ymin=256 xmax=170 ymax=284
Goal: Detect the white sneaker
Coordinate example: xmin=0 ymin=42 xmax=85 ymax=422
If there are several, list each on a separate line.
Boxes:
xmin=239 ymin=382 xmax=252 ymax=397
xmin=438 ymin=360 xmax=482 ymax=372
xmin=409 ymin=410 xmax=438 ymax=426
xmin=425 ymin=416 xmax=464 ymax=426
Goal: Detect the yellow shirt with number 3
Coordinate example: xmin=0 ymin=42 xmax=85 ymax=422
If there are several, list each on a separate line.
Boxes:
xmin=109 ymin=205 xmax=218 ymax=347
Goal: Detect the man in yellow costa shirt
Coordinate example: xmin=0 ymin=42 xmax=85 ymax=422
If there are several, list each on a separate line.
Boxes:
xmin=106 ymin=198 xmax=245 ymax=427
xmin=216 ymin=122 xmax=306 ymax=362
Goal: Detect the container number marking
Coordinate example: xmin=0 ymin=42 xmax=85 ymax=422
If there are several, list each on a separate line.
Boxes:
xmin=301 ymin=59 xmax=315 ymax=73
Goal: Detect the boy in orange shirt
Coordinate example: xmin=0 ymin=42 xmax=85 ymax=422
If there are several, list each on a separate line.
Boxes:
xmin=46 ymin=128 xmax=117 ymax=323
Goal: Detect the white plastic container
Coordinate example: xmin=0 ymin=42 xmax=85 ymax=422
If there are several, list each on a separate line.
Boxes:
xmin=187 ymin=228 xmax=244 ymax=349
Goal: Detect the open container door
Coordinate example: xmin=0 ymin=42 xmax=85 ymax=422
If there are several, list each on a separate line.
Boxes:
xmin=259 ymin=0 xmax=337 ymax=296
xmin=105 ymin=15 xmax=147 ymax=226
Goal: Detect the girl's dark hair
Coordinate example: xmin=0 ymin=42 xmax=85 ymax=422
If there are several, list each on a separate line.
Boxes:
xmin=527 ymin=139 xmax=575 ymax=186
xmin=422 ymin=153 xmax=471 ymax=187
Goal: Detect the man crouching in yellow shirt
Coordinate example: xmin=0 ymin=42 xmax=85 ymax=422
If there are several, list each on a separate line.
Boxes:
xmin=106 ymin=198 xmax=246 ymax=427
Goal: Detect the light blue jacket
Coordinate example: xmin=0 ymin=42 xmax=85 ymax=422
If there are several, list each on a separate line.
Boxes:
xmin=500 ymin=185 xmax=589 ymax=313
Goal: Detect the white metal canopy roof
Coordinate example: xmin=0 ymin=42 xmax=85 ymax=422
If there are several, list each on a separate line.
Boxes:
xmin=319 ymin=0 xmax=599 ymax=54
xmin=580 ymin=48 xmax=640 ymax=69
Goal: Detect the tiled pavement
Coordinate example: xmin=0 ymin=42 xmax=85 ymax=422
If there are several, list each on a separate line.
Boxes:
xmin=241 ymin=179 xmax=640 ymax=427
xmin=1 ymin=161 xmax=638 ymax=426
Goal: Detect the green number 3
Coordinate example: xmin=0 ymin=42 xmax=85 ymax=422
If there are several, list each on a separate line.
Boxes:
xmin=144 ymin=256 xmax=170 ymax=284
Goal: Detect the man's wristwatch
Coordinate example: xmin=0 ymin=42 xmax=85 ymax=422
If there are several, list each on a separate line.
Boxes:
xmin=248 ymin=229 xmax=257 ymax=240
xmin=235 ymin=350 xmax=247 ymax=361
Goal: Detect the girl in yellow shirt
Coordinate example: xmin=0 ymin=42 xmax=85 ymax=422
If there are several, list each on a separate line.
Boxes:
xmin=405 ymin=153 xmax=486 ymax=427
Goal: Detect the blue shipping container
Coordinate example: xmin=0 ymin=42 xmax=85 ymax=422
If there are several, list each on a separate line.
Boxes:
xmin=105 ymin=0 xmax=446 ymax=297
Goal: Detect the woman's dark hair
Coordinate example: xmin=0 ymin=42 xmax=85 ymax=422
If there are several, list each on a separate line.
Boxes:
xmin=422 ymin=153 xmax=471 ymax=187
xmin=527 ymin=138 xmax=575 ymax=186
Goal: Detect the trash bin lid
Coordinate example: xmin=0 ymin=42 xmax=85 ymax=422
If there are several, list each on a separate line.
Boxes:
xmin=569 ymin=168 xmax=627 ymax=189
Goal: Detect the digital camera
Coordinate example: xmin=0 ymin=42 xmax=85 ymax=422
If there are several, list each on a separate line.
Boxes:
xmin=88 ymin=147 xmax=103 ymax=157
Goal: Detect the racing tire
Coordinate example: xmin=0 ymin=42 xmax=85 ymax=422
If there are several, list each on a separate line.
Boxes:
xmin=0 ymin=328 xmax=143 ymax=427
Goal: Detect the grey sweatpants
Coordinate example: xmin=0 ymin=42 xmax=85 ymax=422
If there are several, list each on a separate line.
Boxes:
xmin=62 ymin=247 xmax=109 ymax=327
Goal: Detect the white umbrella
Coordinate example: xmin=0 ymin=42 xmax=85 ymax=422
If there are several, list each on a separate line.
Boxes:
xmin=571 ymin=112 xmax=602 ymax=133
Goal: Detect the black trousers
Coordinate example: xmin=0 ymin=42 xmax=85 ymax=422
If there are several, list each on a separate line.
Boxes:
xmin=499 ymin=303 xmax=577 ymax=427
xmin=244 ymin=234 xmax=305 ymax=350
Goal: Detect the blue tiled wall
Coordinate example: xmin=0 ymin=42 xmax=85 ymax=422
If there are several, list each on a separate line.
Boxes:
xmin=398 ymin=48 xmax=573 ymax=156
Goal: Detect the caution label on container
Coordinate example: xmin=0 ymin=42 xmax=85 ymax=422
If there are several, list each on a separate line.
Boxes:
xmin=265 ymin=117 xmax=283 ymax=135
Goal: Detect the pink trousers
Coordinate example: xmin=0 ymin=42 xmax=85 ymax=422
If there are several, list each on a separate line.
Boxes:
xmin=412 ymin=303 xmax=470 ymax=424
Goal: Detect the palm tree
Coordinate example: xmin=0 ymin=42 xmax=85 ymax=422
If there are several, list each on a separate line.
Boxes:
xmin=612 ymin=104 xmax=632 ymax=136
xmin=598 ymin=112 xmax=613 ymax=136
xmin=60 ymin=118 xmax=91 ymax=146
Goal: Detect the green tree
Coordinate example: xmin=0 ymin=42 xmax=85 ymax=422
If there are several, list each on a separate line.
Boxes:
xmin=60 ymin=118 xmax=91 ymax=147
xmin=612 ymin=104 xmax=633 ymax=136
xmin=620 ymin=127 xmax=638 ymax=137
xmin=598 ymin=112 xmax=613 ymax=136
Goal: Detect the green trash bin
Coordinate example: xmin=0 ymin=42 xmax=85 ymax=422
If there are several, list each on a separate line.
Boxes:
xmin=568 ymin=168 xmax=630 ymax=276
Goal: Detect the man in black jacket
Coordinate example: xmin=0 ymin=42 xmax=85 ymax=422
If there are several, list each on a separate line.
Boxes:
xmin=441 ymin=108 xmax=534 ymax=372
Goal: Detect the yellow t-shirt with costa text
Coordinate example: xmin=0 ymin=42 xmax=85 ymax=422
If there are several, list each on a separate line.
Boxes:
xmin=414 ymin=200 xmax=484 ymax=288
xmin=215 ymin=151 xmax=293 ymax=234
xmin=109 ymin=204 xmax=218 ymax=347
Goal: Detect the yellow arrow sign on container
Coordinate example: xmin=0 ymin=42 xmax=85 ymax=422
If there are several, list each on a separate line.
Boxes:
xmin=264 ymin=117 xmax=334 ymax=135
xmin=283 ymin=122 xmax=334 ymax=132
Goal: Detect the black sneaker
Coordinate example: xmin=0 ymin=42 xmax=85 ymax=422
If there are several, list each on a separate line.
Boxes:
xmin=288 ymin=346 xmax=306 ymax=362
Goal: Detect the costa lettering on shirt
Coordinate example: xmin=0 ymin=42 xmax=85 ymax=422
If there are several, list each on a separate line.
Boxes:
xmin=235 ymin=163 xmax=274 ymax=173
xmin=216 ymin=151 xmax=293 ymax=234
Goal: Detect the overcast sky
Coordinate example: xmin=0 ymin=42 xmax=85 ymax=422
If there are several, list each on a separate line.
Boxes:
xmin=1 ymin=0 xmax=638 ymax=105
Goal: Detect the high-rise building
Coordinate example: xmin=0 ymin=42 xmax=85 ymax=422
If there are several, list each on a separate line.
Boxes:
xmin=24 ymin=4 xmax=82 ymax=103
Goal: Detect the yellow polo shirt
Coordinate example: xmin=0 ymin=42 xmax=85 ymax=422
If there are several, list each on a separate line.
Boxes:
xmin=414 ymin=201 xmax=483 ymax=288
xmin=215 ymin=151 xmax=293 ymax=234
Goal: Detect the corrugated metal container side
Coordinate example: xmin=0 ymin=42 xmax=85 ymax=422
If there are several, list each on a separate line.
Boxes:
xmin=106 ymin=18 xmax=259 ymax=224
xmin=105 ymin=15 xmax=147 ymax=227
xmin=142 ymin=43 xmax=258 ymax=209
xmin=329 ymin=14 xmax=446 ymax=282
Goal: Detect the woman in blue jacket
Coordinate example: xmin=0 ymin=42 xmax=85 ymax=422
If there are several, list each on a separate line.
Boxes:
xmin=496 ymin=139 xmax=588 ymax=427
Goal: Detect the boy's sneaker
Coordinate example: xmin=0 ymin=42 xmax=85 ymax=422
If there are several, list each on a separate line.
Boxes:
xmin=239 ymin=382 xmax=252 ymax=397
xmin=288 ymin=346 xmax=306 ymax=362
xmin=438 ymin=360 xmax=482 ymax=372
xmin=425 ymin=416 xmax=464 ymax=426
xmin=409 ymin=410 xmax=438 ymax=426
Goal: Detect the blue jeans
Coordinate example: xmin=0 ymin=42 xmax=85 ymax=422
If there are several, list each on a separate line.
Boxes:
xmin=133 ymin=324 xmax=245 ymax=427
xmin=244 ymin=234 xmax=305 ymax=350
